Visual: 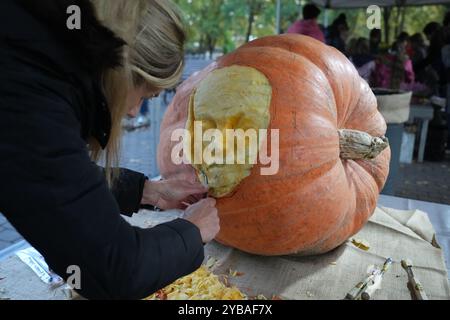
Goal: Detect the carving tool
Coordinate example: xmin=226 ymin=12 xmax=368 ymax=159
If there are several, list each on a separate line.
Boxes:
xmin=401 ymin=259 xmax=428 ymax=300
xmin=361 ymin=258 xmax=393 ymax=300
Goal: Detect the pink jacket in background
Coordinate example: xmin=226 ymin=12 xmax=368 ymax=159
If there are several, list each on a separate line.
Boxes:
xmin=286 ymin=19 xmax=325 ymax=43
xmin=372 ymin=54 xmax=415 ymax=91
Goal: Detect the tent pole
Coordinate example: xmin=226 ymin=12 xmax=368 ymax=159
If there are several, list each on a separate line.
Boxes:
xmin=383 ymin=7 xmax=391 ymax=45
xmin=276 ymin=0 xmax=281 ymax=34
xmin=323 ymin=0 xmax=330 ymax=27
xmin=324 ymin=8 xmax=329 ymax=27
xmin=399 ymin=6 xmax=406 ymax=33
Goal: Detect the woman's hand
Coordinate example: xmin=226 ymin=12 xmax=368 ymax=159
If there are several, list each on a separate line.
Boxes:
xmin=183 ymin=198 xmax=220 ymax=243
xmin=141 ymin=179 xmax=208 ymax=210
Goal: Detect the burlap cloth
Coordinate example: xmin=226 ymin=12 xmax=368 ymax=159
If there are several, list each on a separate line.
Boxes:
xmin=374 ymin=90 xmax=412 ymax=124
xmin=1 ymin=206 xmax=449 ymax=300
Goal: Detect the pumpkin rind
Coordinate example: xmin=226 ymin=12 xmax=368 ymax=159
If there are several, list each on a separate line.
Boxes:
xmin=157 ymin=35 xmax=390 ymax=256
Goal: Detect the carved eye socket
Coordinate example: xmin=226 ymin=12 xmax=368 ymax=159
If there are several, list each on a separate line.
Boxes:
xmin=202 ymin=119 xmax=217 ymax=130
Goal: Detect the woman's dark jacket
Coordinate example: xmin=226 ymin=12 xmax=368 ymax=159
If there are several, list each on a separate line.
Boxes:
xmin=0 ymin=0 xmax=204 ymax=299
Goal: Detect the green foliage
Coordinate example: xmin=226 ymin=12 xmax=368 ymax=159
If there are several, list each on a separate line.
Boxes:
xmin=173 ymin=0 xmax=449 ymax=54
xmin=339 ymin=5 xmax=448 ymax=43
xmin=402 ymin=5 xmax=447 ymax=35
xmin=174 ymin=0 xmax=303 ymax=55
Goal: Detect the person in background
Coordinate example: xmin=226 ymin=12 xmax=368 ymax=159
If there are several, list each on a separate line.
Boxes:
xmin=397 ymin=31 xmax=410 ymax=43
xmin=397 ymin=31 xmax=410 ymax=42
xmin=347 ymin=38 xmax=357 ymax=55
xmin=423 ymin=22 xmax=441 ymax=43
xmin=349 ymin=37 xmax=375 ymax=82
xmin=370 ymin=29 xmax=382 ymax=56
xmin=417 ymin=22 xmax=446 ymax=95
xmin=442 ymin=26 xmax=450 ymax=148
xmin=409 ymin=33 xmax=433 ymax=93
xmin=444 ymin=11 xmax=450 ymax=28
xmin=372 ymin=39 xmax=415 ymax=91
xmin=397 ymin=32 xmax=414 ymax=58
xmin=326 ymin=14 xmax=349 ymax=54
xmin=286 ymin=4 xmax=325 ymax=43
xmin=410 ymin=33 xmax=427 ymax=68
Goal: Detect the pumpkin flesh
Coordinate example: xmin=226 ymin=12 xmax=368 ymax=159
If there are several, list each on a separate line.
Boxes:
xmin=185 ymin=66 xmax=272 ymax=197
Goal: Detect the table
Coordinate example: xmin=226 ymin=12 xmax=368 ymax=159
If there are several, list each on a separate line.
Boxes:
xmin=378 ymin=195 xmax=450 ymax=278
xmin=1 ymin=195 xmax=449 ymax=300
xmin=408 ymin=104 xmax=434 ymax=163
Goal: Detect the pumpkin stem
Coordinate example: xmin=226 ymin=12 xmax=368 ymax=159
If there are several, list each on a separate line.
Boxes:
xmin=338 ymin=129 xmax=389 ymax=160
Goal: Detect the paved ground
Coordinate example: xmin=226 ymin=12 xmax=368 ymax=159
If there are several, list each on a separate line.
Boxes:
xmin=395 ymin=153 xmax=450 ymax=205
xmin=1 ymin=57 xmax=449 ymax=251
xmin=0 ymin=215 xmax=23 ymax=251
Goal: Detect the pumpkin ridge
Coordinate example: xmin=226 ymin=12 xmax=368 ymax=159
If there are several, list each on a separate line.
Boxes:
xmin=226 ymin=46 xmax=338 ymax=120
xmin=240 ymin=37 xmax=345 ymax=104
xmin=217 ymin=158 xmax=340 ymax=217
xmin=217 ymin=160 xmax=352 ymax=255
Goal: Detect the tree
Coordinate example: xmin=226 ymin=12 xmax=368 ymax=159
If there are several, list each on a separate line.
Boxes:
xmin=245 ymin=0 xmax=265 ymax=42
xmin=173 ymin=1 xmax=448 ymax=56
xmin=175 ymin=0 xmax=239 ymax=57
xmin=174 ymin=0 xmax=300 ymax=54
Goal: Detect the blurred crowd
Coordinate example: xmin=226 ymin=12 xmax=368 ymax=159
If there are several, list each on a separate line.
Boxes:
xmin=287 ymin=4 xmax=450 ymax=100
xmin=288 ymin=4 xmax=450 ymax=155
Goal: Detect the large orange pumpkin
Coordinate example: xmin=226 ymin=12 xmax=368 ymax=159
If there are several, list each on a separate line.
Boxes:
xmin=157 ymin=35 xmax=390 ymax=256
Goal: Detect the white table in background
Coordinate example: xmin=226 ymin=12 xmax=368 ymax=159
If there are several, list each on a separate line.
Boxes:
xmin=409 ymin=104 xmax=434 ymax=163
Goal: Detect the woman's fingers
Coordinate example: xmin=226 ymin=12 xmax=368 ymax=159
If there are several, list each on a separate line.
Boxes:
xmin=183 ymin=198 xmax=220 ymax=243
xmin=154 ymin=178 xmax=210 ymax=210
xmin=190 ymin=193 xmax=206 ymax=202
xmin=182 ymin=182 xmax=208 ymax=193
xmin=201 ymin=197 xmax=216 ymax=207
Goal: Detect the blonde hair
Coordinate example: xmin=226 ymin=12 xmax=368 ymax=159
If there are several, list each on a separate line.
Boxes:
xmin=90 ymin=0 xmax=186 ymax=184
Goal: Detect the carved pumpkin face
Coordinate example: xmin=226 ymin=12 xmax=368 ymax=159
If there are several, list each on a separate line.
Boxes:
xmin=185 ymin=65 xmax=272 ymax=197
xmin=158 ymin=35 xmax=390 ymax=256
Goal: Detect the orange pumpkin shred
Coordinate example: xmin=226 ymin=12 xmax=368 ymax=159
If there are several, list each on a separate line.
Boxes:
xmin=157 ymin=35 xmax=390 ymax=256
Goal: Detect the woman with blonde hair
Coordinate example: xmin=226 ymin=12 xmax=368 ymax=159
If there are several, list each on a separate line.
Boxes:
xmin=0 ymin=0 xmax=219 ymax=299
